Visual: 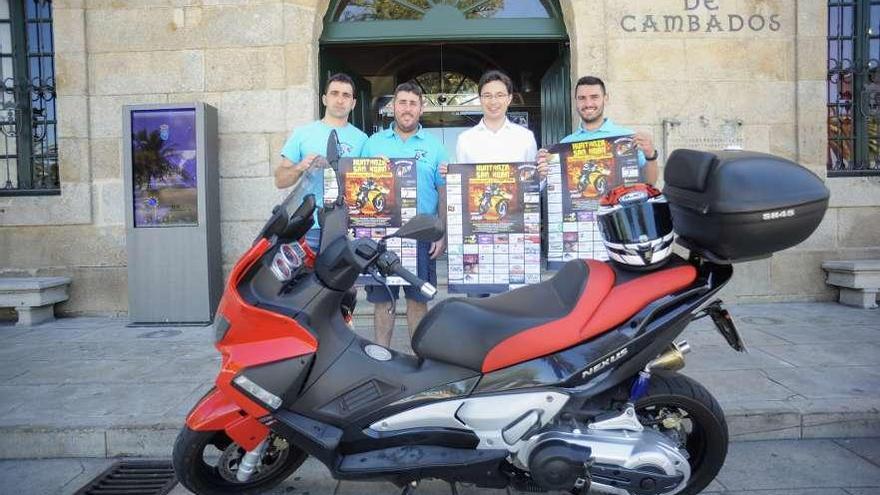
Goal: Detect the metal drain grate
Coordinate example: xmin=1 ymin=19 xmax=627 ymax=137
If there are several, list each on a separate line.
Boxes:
xmin=74 ymin=460 xmax=177 ymax=495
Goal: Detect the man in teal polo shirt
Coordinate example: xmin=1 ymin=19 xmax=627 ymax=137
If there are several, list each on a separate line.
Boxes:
xmin=274 ymin=73 xmax=368 ymax=250
xmin=538 ymin=75 xmax=659 ymax=184
xmin=362 ymin=81 xmax=447 ymax=347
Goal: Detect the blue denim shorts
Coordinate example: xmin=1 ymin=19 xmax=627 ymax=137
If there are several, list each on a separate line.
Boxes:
xmin=366 ymin=241 xmax=437 ymax=303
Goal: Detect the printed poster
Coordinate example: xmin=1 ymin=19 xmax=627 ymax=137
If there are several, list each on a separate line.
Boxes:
xmin=546 ymin=135 xmax=640 ymax=269
xmin=326 ymin=157 xmax=419 ymax=286
xmin=446 ymin=162 xmax=542 ymax=294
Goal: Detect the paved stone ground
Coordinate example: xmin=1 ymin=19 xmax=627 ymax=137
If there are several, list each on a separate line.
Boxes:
xmin=0 ymin=437 xmax=878 ymax=494
xmin=0 ymin=302 xmax=877 ymax=460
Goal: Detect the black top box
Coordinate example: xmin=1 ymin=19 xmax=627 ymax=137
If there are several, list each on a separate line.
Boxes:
xmin=663 ymin=149 xmax=830 ymax=263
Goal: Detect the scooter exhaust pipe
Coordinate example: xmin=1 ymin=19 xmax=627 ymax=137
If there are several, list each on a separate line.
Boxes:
xmin=629 ymin=341 xmax=692 ymax=403
xmin=647 ymin=341 xmax=691 ymax=372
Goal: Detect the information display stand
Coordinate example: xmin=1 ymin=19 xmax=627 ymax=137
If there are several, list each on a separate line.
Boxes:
xmin=122 ymin=103 xmax=221 ymax=325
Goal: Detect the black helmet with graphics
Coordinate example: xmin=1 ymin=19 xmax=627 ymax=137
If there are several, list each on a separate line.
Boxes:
xmin=597 ymin=183 xmax=674 ymax=270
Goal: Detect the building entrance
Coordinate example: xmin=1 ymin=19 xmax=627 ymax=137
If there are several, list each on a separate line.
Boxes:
xmin=322 ymin=42 xmax=570 ymax=158
xmin=319 ymin=0 xmax=572 ymax=153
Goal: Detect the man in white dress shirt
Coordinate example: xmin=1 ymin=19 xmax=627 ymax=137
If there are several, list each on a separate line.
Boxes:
xmin=453 ymin=70 xmax=545 ymax=297
xmin=455 ymin=70 xmax=538 ymax=164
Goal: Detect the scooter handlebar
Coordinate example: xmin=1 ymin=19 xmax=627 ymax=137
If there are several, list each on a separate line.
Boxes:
xmin=392 ymin=263 xmax=437 ymax=299
xmin=374 ymin=248 xmax=436 ymax=300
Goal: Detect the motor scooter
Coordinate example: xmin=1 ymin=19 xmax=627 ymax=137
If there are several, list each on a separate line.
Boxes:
xmin=172 ymin=132 xmax=819 ymax=495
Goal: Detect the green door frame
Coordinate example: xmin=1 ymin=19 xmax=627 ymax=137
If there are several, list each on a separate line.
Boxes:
xmin=322 ymin=18 xmax=566 ymax=44
xmin=321 ymin=0 xmax=568 ymax=44
xmin=319 ymin=0 xmax=571 ymax=142
xmin=541 ymin=47 xmax=572 ymax=148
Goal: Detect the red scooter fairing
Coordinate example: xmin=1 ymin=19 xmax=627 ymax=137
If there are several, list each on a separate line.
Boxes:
xmin=185 ymin=237 xmax=318 ymax=451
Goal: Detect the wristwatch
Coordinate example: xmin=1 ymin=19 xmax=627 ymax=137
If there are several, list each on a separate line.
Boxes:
xmin=645 ymin=149 xmax=659 ymax=161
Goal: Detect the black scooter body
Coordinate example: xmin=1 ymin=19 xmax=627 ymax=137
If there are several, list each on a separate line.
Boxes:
xmin=234 ymin=222 xmax=733 ymax=488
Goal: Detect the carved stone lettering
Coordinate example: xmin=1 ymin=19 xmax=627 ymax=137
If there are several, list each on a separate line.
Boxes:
xmin=748 ymin=14 xmax=765 ymax=31
xmin=706 ymin=14 xmax=723 ymax=32
xmin=665 ymin=15 xmax=684 ymax=32
xmin=685 ymin=0 xmax=719 ymax=11
xmin=621 ymin=0 xmax=781 ymax=34
xmin=729 ymin=14 xmax=744 ymax=32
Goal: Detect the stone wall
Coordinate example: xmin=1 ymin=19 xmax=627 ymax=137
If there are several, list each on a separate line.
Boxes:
xmin=568 ymin=0 xmax=880 ymax=302
xmin=0 ymin=0 xmax=326 ymax=314
xmin=0 ymin=0 xmax=877 ymax=314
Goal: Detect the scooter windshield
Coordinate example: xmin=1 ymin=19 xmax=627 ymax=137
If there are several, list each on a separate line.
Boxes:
xmin=317 ymin=201 xmax=350 ymax=254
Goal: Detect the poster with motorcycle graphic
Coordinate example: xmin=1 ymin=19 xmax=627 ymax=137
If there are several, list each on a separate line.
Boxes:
xmin=446 ymin=162 xmax=542 ymax=294
xmin=546 ymin=135 xmax=640 ymax=269
xmin=334 ymin=157 xmax=419 ymax=286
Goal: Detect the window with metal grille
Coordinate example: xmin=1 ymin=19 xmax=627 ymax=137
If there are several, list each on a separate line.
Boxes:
xmin=828 ymin=0 xmax=880 ymax=176
xmin=0 ymin=0 xmax=57 ymax=195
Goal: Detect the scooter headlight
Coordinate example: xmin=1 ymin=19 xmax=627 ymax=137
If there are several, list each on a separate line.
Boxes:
xmin=233 ymin=375 xmax=283 ymax=410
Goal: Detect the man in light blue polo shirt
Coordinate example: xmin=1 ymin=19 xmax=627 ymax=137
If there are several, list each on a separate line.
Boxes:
xmin=539 ymin=75 xmax=659 ymax=184
xmin=361 ymin=81 xmax=447 ymax=347
xmin=275 ymin=73 xmax=368 ymax=250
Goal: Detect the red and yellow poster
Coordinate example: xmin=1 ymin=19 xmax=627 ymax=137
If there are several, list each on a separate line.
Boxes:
xmin=331 ymin=157 xmax=418 ymax=285
xmin=546 ymin=136 xmax=640 ymax=269
xmin=446 ymin=162 xmax=541 ymax=294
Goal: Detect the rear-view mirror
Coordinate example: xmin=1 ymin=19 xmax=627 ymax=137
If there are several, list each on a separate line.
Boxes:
xmin=388 ymin=215 xmax=444 ymax=242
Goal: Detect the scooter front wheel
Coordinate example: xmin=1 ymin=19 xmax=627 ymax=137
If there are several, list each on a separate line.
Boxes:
xmin=172 ymin=426 xmax=306 ymax=495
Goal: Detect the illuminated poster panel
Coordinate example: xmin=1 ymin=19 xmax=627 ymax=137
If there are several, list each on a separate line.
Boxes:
xmin=130 ymin=108 xmax=199 ymax=227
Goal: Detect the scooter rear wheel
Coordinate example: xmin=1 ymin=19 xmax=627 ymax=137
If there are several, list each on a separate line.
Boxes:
xmin=635 ymin=372 xmax=728 ymax=495
xmin=172 ymin=427 xmax=306 ymax=495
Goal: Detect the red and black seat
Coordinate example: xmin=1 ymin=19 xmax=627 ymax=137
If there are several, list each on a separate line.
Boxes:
xmin=411 ymin=258 xmax=698 ymax=373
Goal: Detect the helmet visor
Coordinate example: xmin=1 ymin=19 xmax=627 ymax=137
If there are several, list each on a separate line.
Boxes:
xmin=598 ymin=200 xmax=673 ymax=245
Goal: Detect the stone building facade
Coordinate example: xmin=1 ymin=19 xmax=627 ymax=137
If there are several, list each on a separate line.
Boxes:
xmin=0 ymin=0 xmax=878 ymax=315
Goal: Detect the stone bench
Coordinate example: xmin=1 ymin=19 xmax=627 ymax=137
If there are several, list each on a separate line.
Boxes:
xmin=0 ymin=277 xmax=72 ymax=325
xmin=822 ymin=260 xmax=880 ymax=309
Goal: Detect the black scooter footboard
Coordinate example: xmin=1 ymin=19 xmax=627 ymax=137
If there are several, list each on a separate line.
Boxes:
xmin=273 ymin=410 xmax=343 ymax=466
xmin=272 ymin=410 xmax=510 ymax=488
xmin=337 ymin=445 xmax=510 ymax=488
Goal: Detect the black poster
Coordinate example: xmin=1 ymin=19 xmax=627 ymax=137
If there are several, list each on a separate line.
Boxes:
xmin=446 ymin=162 xmax=542 ymax=294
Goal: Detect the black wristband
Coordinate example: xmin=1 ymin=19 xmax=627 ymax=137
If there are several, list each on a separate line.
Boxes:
xmin=645 ymin=149 xmax=659 ymax=161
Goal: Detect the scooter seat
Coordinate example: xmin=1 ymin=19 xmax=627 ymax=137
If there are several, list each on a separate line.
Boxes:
xmin=412 ymin=258 xmax=698 ymax=372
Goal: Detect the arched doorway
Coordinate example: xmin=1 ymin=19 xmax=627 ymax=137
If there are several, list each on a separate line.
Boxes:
xmin=319 ymin=0 xmax=571 ymax=157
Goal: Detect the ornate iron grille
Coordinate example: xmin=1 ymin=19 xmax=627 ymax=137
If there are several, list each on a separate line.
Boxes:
xmin=0 ymin=0 xmax=57 ymax=195
xmin=828 ymin=0 xmax=880 ymax=176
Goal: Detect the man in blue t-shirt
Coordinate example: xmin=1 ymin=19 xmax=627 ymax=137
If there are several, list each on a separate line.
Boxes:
xmin=275 ymin=73 xmax=368 ymax=250
xmin=538 ymin=75 xmax=659 ymax=184
xmin=361 ymin=81 xmax=447 ymax=348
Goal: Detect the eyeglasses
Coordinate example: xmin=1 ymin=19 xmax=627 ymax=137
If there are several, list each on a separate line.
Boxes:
xmin=480 ymin=93 xmax=510 ymax=101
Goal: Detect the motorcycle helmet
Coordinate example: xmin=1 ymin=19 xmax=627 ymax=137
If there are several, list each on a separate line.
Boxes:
xmin=597 ymin=183 xmax=675 ymax=270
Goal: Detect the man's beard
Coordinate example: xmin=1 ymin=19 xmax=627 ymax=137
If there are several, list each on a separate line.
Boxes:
xmin=396 ymin=116 xmax=419 ymax=133
xmin=581 ymin=107 xmax=603 ymax=125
